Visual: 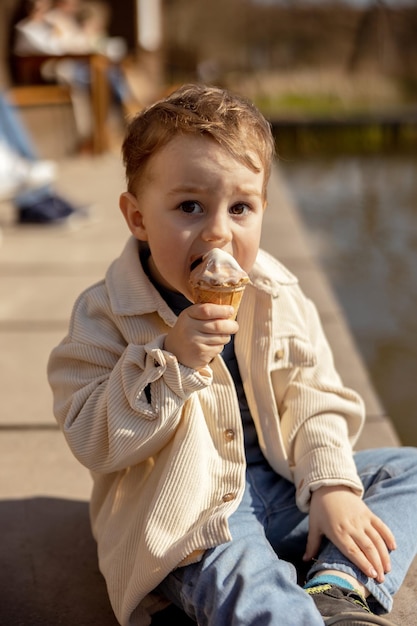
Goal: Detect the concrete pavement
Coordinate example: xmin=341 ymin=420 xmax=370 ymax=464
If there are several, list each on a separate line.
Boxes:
xmin=0 ymin=152 xmax=415 ymax=624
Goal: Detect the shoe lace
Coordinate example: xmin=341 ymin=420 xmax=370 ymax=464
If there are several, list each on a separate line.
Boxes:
xmin=346 ymin=590 xmax=372 ymax=614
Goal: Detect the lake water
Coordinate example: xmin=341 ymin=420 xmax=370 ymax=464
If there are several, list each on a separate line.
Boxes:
xmin=279 ymin=154 xmax=417 ymax=446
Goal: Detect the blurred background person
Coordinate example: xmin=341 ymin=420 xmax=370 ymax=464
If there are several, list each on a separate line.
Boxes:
xmin=0 ymin=89 xmax=88 ymax=225
xmin=11 ymin=0 xmax=139 ymax=152
xmin=11 ymin=0 xmax=65 ymax=56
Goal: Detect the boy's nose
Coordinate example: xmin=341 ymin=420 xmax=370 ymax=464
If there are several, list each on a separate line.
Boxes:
xmin=201 ymin=213 xmax=232 ymax=244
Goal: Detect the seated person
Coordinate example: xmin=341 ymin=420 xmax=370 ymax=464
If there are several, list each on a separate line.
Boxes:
xmin=0 ymin=90 xmax=88 ymax=224
xmin=11 ymin=0 xmax=138 ymax=151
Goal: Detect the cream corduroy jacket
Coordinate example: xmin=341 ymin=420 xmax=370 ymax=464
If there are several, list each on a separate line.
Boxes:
xmin=47 ymin=236 xmax=365 ymax=626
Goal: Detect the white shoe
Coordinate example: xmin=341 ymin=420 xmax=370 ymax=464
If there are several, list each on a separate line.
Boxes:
xmin=0 ymin=178 xmax=20 ymax=201
xmin=0 ymin=141 xmax=21 ymax=199
xmin=0 ymin=141 xmax=56 ymax=198
xmin=24 ymin=160 xmax=57 ymax=189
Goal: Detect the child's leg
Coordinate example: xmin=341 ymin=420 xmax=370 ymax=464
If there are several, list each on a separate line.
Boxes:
xmin=308 ymin=446 xmax=417 ymax=614
xmin=0 ymin=94 xmax=38 ymax=160
xmin=156 ymin=468 xmax=324 ymax=626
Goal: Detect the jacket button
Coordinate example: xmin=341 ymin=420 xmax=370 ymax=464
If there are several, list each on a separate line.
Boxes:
xmin=222 ymin=492 xmax=235 ymax=502
xmin=224 ymin=429 xmax=235 ymax=441
xmin=274 ymin=348 xmax=284 ymax=361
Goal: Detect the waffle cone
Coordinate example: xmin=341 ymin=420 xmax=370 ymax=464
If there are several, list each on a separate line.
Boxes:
xmin=192 ymin=284 xmax=246 ymax=318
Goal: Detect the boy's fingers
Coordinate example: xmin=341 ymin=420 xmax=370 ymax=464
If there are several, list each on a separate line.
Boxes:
xmin=367 ymin=527 xmax=392 ymax=573
xmin=190 ymin=303 xmax=235 ymax=320
xmin=202 ymin=333 xmax=231 ymax=346
xmin=351 ymin=545 xmax=380 ymax=579
xmin=330 ymin=527 xmax=385 ymax=581
xmin=373 ymin=516 xmax=397 ymax=552
xmin=303 ymin=528 xmax=322 ymax=562
xmin=355 ymin=535 xmax=385 ymax=581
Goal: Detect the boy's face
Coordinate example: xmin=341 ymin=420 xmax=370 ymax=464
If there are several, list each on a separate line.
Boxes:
xmin=120 ymin=134 xmax=266 ymax=302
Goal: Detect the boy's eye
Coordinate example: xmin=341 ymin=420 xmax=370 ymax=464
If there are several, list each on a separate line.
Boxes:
xmin=229 ymin=203 xmax=250 ymax=215
xmin=178 ymin=200 xmax=203 ymax=214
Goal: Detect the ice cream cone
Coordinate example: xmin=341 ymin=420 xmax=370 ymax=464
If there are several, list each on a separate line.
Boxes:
xmin=189 ymin=248 xmax=250 ymax=318
xmin=191 ymin=284 xmax=247 ymax=318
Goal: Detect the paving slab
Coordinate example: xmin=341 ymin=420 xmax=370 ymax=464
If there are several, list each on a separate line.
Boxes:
xmin=0 ymin=430 xmax=91 ymax=499
xmin=1 ymin=331 xmax=64 ymax=426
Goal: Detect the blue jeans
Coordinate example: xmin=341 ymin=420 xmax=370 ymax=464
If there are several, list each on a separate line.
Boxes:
xmin=0 ymin=93 xmax=50 ymax=207
xmin=156 ymin=447 xmax=417 ymax=625
xmin=0 ymin=93 xmax=37 ymax=160
xmin=61 ymin=60 xmax=130 ymax=104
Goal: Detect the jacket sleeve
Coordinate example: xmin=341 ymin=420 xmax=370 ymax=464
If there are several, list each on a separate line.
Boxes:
xmin=47 ymin=286 xmax=212 ymax=473
xmin=273 ymin=292 xmax=365 ymax=512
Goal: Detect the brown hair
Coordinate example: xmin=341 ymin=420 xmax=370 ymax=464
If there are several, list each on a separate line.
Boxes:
xmin=122 ymin=84 xmax=275 ymax=199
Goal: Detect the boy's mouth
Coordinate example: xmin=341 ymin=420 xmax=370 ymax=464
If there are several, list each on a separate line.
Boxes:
xmin=190 ymin=256 xmax=203 ymax=272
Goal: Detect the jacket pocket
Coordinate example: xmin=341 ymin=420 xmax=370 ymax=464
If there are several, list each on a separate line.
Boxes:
xmin=271 ymin=335 xmax=317 ymax=369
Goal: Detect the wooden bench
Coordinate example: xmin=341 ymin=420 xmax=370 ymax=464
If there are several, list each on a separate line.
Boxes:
xmin=9 ymin=54 xmax=110 ymax=154
xmin=5 ymin=82 xmax=78 ymax=159
xmin=8 ymin=84 xmax=72 ymax=107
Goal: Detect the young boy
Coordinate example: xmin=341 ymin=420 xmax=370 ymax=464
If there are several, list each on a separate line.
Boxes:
xmin=47 ymin=84 xmax=417 ymax=626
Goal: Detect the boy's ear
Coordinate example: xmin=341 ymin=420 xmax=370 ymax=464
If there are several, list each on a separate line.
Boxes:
xmin=119 ymin=192 xmax=148 ymax=241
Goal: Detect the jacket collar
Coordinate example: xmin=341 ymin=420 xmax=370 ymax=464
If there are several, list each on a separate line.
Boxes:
xmin=249 ymin=249 xmax=298 ymax=297
xmin=105 ymin=237 xmax=178 ymax=325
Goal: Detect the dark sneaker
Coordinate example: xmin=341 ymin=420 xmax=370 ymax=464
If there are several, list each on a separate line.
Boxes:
xmin=17 ymin=196 xmax=75 ymax=224
xmin=306 ymin=584 xmax=397 ymax=625
xmin=17 ymin=195 xmax=93 ymax=226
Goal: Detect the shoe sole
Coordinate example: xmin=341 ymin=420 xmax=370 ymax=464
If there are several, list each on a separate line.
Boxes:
xmin=325 ymin=612 xmax=397 ymax=626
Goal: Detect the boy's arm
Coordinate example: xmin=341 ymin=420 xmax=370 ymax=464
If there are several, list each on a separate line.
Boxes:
xmin=276 ymin=293 xmax=365 ymax=510
xmin=275 ymin=295 xmax=397 ymax=580
xmin=47 ymin=295 xmax=212 ymax=473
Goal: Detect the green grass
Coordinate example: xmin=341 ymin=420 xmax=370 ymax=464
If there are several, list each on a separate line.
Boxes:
xmin=255 ymin=92 xmax=346 ymax=117
xmin=272 ymin=124 xmax=417 ymax=157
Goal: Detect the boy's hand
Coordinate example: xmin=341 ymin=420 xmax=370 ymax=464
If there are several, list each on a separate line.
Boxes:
xmin=304 ymin=485 xmax=397 ymax=582
xmin=164 ymin=303 xmax=239 ymax=370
